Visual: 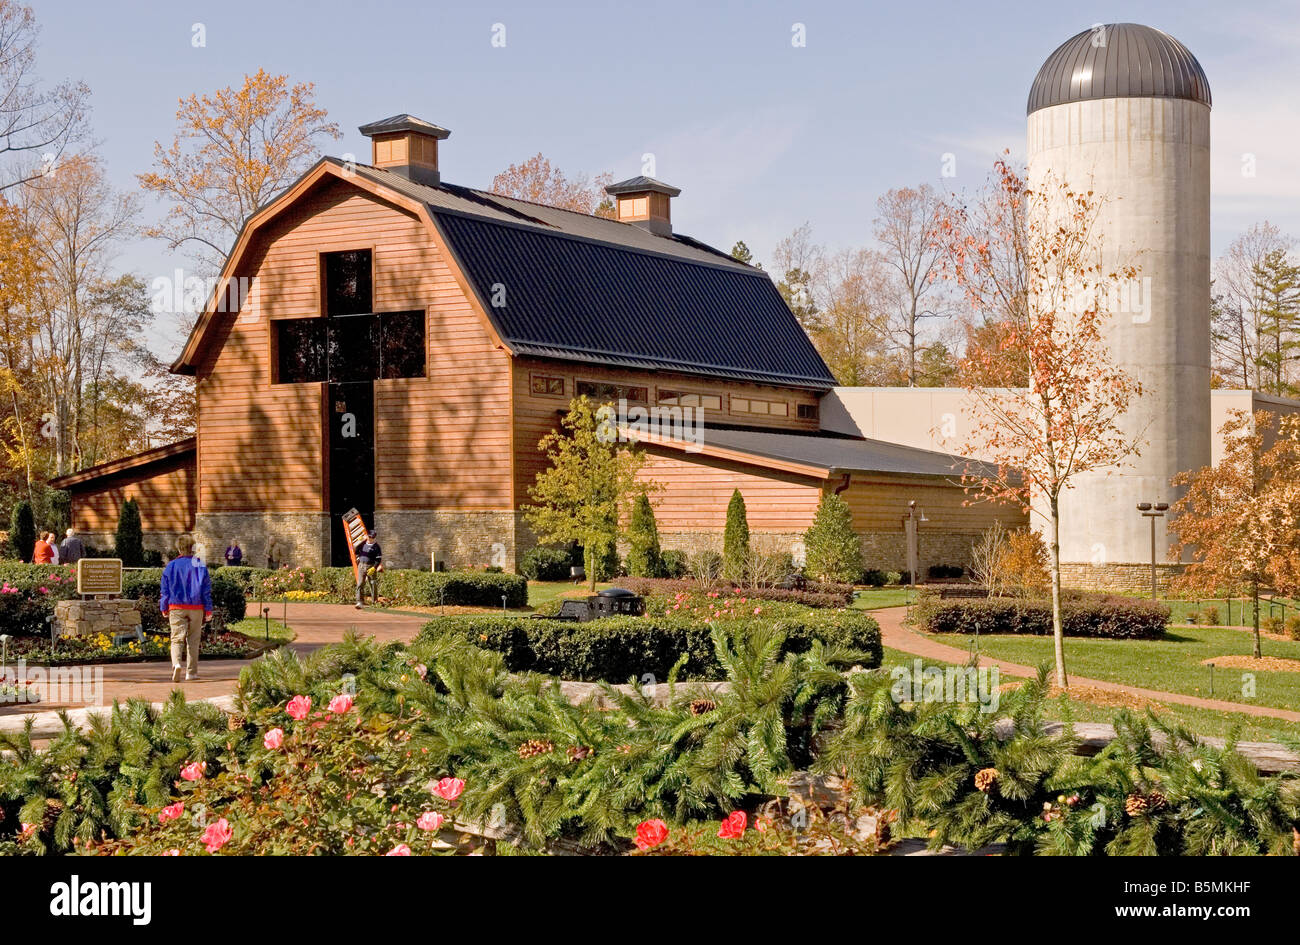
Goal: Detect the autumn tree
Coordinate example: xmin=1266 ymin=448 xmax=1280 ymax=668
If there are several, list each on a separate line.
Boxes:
xmin=1212 ymin=222 xmax=1293 ymax=390
xmin=935 ymin=159 xmax=1144 ymax=688
xmin=874 ymin=185 xmax=951 ymax=386
xmin=19 ymin=153 xmax=141 ymax=475
xmin=0 ymin=193 xmax=42 ymax=501
xmin=1169 ymin=410 xmax=1300 ymax=658
xmin=489 ymin=154 xmax=613 ymax=217
xmin=523 ymin=397 xmax=654 ymax=591
xmin=810 ymin=247 xmax=894 ymax=385
xmin=771 ymin=221 xmax=822 ymax=327
xmin=139 ymin=69 xmax=340 ymax=272
xmin=0 ymin=1 xmax=89 ymax=191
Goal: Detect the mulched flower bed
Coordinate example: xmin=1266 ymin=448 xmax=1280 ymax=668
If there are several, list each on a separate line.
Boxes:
xmin=2 ymin=631 xmax=278 ymax=666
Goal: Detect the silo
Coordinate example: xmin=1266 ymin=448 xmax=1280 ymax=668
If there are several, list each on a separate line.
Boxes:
xmin=1026 ymin=23 xmax=1211 ymax=590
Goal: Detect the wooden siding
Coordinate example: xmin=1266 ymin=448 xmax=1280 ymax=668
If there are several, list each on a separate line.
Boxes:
xmin=68 ymin=457 xmax=196 ymax=534
xmin=511 ymin=357 xmax=822 ymax=508
xmin=838 ymin=475 xmax=1028 ymax=533
xmin=635 ymin=447 xmax=823 ymax=532
xmin=195 ymin=176 xmax=513 ymax=515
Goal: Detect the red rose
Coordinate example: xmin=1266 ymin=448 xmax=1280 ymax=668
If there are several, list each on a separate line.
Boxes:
xmin=717 ymin=810 xmax=747 ymax=839
xmin=635 ymin=819 xmax=669 ymax=851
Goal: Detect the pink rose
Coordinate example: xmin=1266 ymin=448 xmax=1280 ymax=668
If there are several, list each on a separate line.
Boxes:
xmin=717 ymin=810 xmax=747 ymax=839
xmin=201 ymin=818 xmax=232 ymax=853
xmin=158 ymin=802 xmax=184 ymax=823
xmin=286 ymin=695 xmax=311 ymax=720
xmin=386 ymin=843 xmax=412 ymax=856
xmin=263 ymin=727 xmax=284 ymax=750
xmin=328 ymin=693 xmax=354 ymax=714
xmin=416 ymin=811 xmax=444 ymax=832
xmin=431 ymin=777 xmax=465 ymax=801
xmin=179 ymin=761 xmax=206 ymax=781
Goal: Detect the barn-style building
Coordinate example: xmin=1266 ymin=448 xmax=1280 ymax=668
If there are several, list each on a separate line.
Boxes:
xmin=53 ymin=115 xmax=1023 ymax=573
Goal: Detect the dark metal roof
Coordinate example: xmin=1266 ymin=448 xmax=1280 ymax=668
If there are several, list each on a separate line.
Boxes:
xmin=605 ymin=176 xmax=681 ymax=197
xmin=1027 ymin=23 xmax=1211 ymax=115
xmin=698 ymin=427 xmax=1001 ymax=479
xmin=358 ymin=114 xmax=451 ymax=138
xmin=432 ymin=208 xmax=836 ymax=389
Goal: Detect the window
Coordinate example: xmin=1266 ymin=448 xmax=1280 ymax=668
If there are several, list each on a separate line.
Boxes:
xmin=658 ymin=389 xmax=721 ymax=410
xmin=324 ymin=249 xmax=372 ymax=316
xmin=797 ymin=403 xmax=819 ymax=420
xmin=273 ymin=310 xmax=425 ymax=383
xmin=577 ymin=380 xmax=648 ymax=403
xmin=531 ymin=374 xmax=565 ymax=396
xmin=619 ymin=196 xmax=648 ymax=220
xmin=731 ymin=396 xmax=789 ymax=417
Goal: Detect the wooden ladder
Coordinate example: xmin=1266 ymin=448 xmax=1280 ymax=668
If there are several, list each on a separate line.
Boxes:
xmin=342 ymin=508 xmax=370 ymax=581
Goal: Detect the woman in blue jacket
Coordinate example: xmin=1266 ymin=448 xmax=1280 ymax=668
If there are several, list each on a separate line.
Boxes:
xmin=160 ymin=535 xmax=213 ymax=682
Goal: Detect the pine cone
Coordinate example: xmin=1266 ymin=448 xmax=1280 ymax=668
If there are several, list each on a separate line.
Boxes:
xmin=227 ymin=714 xmax=246 ymax=732
xmin=689 ymin=698 xmax=717 ymax=716
xmin=566 ymin=745 xmax=594 ymax=762
xmin=1124 ymin=793 xmax=1149 ymax=816
xmin=42 ymin=798 xmax=63 ymax=833
xmin=974 ymin=767 xmax=999 ymax=793
xmin=1147 ymin=790 xmax=1168 ymax=813
xmin=517 ymin=739 xmax=554 ymax=759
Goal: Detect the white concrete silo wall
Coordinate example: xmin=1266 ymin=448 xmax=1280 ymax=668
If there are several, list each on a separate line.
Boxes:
xmin=1026 ymin=96 xmax=1211 ymax=566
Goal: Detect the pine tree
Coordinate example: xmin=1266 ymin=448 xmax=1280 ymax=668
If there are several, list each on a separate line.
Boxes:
xmin=803 ymin=493 xmax=862 ymax=583
xmin=722 ymin=489 xmax=750 ymax=583
xmin=115 ymin=498 xmax=144 ymax=566
xmin=9 ymin=500 xmax=35 ymax=562
xmin=1251 ymin=248 xmax=1300 ymax=395
xmin=625 ymin=492 xmax=662 ymax=577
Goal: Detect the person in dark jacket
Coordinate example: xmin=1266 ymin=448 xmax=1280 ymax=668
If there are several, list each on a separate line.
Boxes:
xmin=59 ymin=528 xmax=85 ymax=566
xmin=160 ymin=534 xmax=213 ymax=682
xmin=224 ymin=539 xmax=243 ymax=567
xmin=354 ymin=529 xmax=383 ymax=609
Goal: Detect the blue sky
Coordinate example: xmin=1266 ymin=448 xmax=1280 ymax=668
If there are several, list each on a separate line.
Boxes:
xmin=30 ymin=0 xmax=1300 ymax=355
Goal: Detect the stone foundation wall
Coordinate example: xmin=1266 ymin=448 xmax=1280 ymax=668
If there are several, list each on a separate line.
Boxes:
xmin=78 ymin=530 xmax=188 ymax=559
xmin=372 ymin=510 xmax=527 ymax=571
xmin=54 ymin=598 xmax=142 ymax=639
xmin=194 ymin=512 xmax=330 ymax=569
xmin=1058 ymin=561 xmax=1183 ymax=594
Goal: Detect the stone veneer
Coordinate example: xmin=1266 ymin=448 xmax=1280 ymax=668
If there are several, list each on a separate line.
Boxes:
xmin=53 ymin=598 xmax=141 ymax=639
xmin=373 ymin=510 xmax=529 ymax=571
xmin=78 ymin=530 xmax=188 ymax=559
xmin=193 ymin=512 xmax=330 ymax=569
xmin=1058 ymin=561 xmax=1183 ymax=594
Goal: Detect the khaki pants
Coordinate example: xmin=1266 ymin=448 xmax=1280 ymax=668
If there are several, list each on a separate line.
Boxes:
xmin=168 ymin=609 xmax=204 ymax=677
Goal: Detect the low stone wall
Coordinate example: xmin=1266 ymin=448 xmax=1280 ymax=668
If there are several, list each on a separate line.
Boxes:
xmin=53 ymin=598 xmax=142 ymax=639
xmin=1059 ymin=561 xmax=1183 ymax=594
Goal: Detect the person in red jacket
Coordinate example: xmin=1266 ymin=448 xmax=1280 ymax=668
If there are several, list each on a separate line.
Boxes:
xmin=160 ymin=535 xmax=213 ymax=682
xmin=32 ymin=532 xmax=54 ymax=564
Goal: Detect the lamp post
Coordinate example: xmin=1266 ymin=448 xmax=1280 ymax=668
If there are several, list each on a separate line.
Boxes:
xmin=1136 ymin=502 xmax=1169 ymax=600
xmin=903 ymin=501 xmax=928 ymax=586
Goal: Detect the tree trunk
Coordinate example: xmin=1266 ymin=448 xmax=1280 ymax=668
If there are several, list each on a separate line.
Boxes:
xmin=1048 ymin=497 xmax=1068 ymax=689
xmin=1252 ymin=580 xmax=1262 ymax=659
xmin=585 ymin=544 xmax=597 ymax=592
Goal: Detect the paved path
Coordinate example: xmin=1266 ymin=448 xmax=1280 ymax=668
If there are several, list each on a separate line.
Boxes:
xmin=873 ymin=606 xmax=1300 ymax=723
xmin=0 ymin=603 xmax=429 ymax=723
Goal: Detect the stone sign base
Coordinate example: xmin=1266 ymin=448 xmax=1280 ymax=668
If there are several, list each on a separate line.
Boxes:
xmin=54 ymin=599 xmax=142 ymax=639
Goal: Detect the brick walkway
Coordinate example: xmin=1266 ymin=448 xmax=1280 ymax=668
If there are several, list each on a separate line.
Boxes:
xmin=0 ymin=603 xmax=429 ymax=721
xmin=873 ymin=606 xmax=1300 ymax=723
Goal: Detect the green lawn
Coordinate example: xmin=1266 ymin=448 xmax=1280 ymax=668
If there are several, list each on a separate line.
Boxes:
xmin=877 ymin=646 xmax=1300 ymax=743
xmin=851 ymin=587 xmax=916 ymax=610
xmin=228 ymin=616 xmax=293 ymax=644
xmin=1116 ymin=594 xmax=1299 ymax=628
xmin=526 ymin=580 xmax=611 ymax=610
xmin=926 ymin=626 xmax=1300 ymax=714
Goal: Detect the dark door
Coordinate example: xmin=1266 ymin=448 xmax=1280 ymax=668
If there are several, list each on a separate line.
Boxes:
xmin=328 ymin=381 xmax=375 ymax=566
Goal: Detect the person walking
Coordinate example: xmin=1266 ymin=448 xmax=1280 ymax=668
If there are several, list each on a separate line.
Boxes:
xmin=32 ymin=532 xmax=54 ymax=564
xmin=224 ymin=539 xmax=243 ymax=567
xmin=160 ymin=534 xmax=213 ymax=683
xmin=354 ymin=529 xmax=383 ymax=609
xmin=59 ymin=528 xmax=85 ymax=566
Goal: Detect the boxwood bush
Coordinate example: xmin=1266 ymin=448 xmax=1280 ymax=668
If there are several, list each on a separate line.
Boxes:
xmin=910 ymin=593 xmax=1169 ymax=640
xmin=518 ymin=546 xmax=572 ymax=581
xmin=619 ymin=576 xmax=854 ymax=608
xmin=419 ymin=608 xmax=883 ymax=682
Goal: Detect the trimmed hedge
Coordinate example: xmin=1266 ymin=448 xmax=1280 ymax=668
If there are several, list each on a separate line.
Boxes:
xmin=518 ymin=547 xmax=572 ymax=581
xmin=910 ymin=593 xmax=1169 ymax=640
xmin=619 ymin=576 xmax=854 ymax=609
xmin=220 ymin=565 xmax=528 ymax=609
xmin=419 ymin=608 xmax=883 ymax=682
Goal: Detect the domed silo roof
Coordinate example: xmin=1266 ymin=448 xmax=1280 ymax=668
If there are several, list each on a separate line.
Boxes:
xmin=1027 ymin=23 xmax=1211 ymax=115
